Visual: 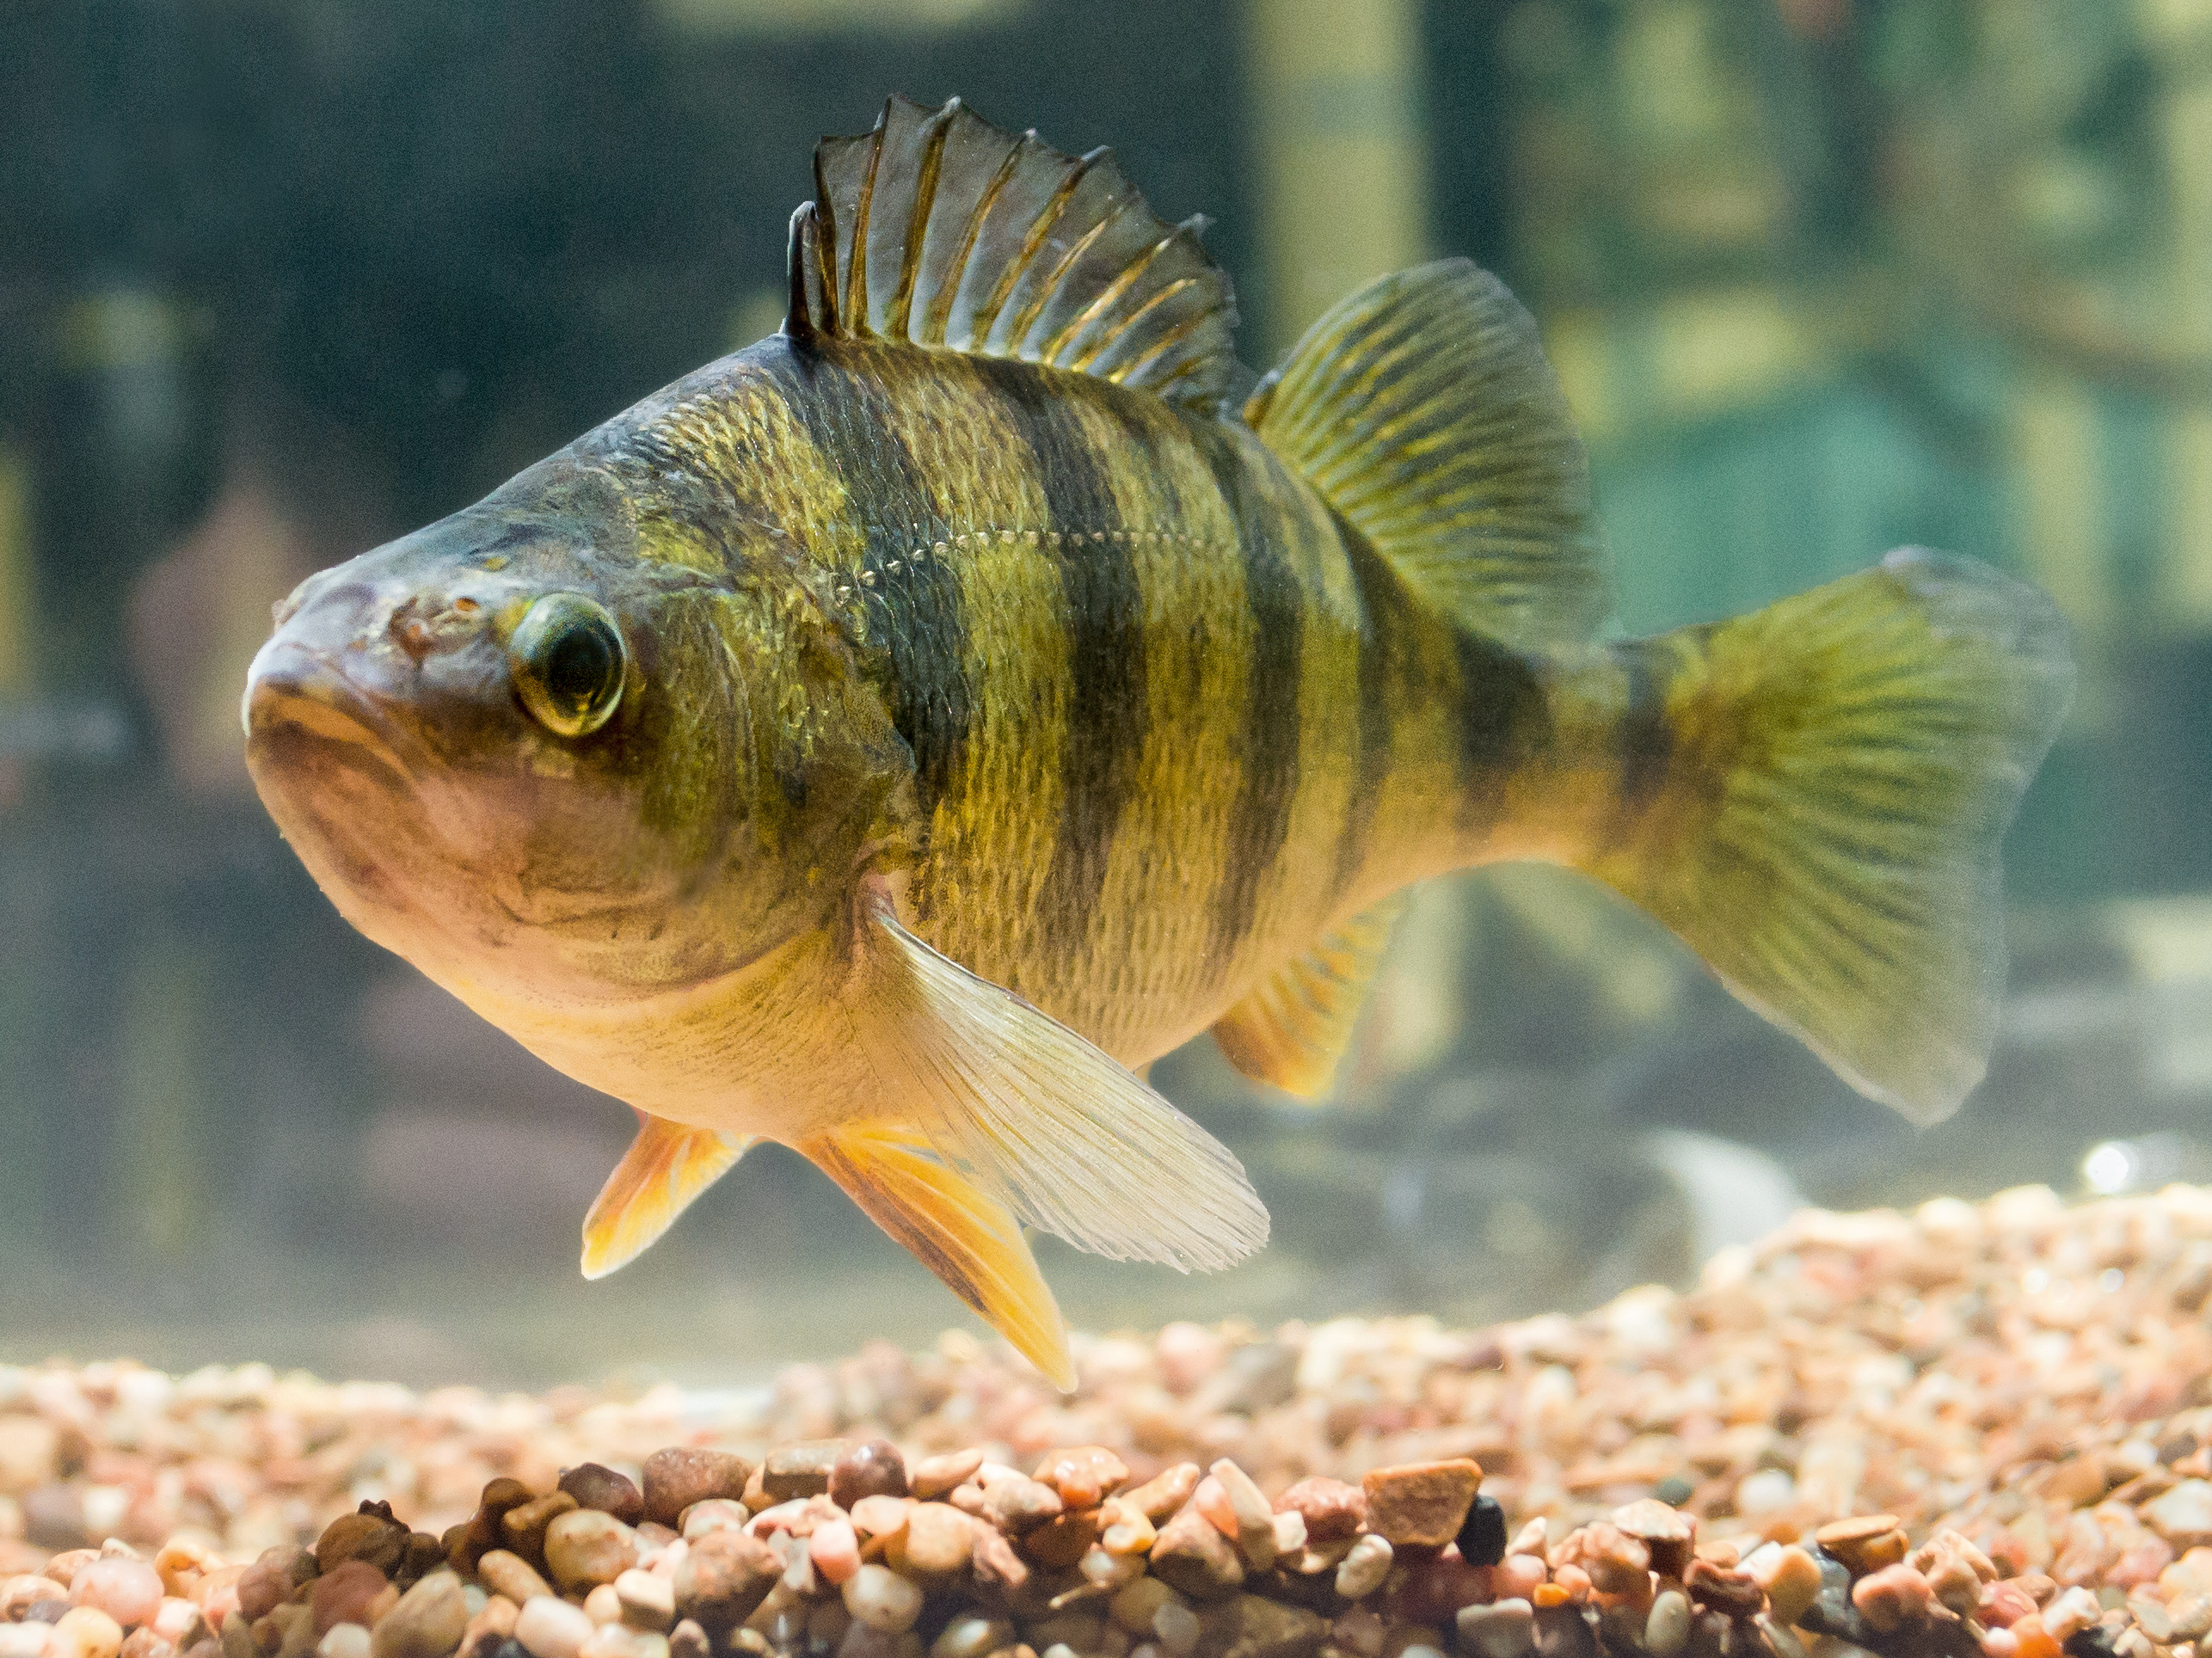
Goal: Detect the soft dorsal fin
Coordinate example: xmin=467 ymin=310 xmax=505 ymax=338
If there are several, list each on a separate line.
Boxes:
xmin=784 ymin=94 xmax=1239 ymax=410
xmin=1245 ymin=260 xmax=1612 ymax=652
xmin=1211 ymin=896 xmax=1407 ymax=1098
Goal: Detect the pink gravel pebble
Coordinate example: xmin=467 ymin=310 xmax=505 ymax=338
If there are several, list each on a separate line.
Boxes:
xmin=71 ymin=1561 xmax=163 ymax=1631
xmin=808 ymin=1518 xmax=859 ymax=1585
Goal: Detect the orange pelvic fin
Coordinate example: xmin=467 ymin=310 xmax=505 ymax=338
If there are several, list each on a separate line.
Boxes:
xmin=581 ymin=1115 xmax=753 ymax=1280
xmin=807 ymin=1123 xmax=1073 ymax=1391
xmin=1213 ymin=894 xmax=1407 ymax=1098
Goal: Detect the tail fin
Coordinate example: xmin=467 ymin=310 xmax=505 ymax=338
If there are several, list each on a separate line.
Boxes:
xmin=1582 ymin=550 xmax=2072 ymax=1123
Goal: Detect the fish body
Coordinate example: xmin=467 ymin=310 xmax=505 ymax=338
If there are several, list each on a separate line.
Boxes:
xmin=243 ymin=96 xmax=2073 ymax=1387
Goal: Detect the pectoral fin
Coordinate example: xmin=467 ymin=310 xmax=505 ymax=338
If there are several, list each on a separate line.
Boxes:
xmin=851 ymin=887 xmax=1270 ymax=1273
xmin=581 ymin=1115 xmax=753 ymax=1280
xmin=807 ymin=1123 xmax=1072 ymax=1390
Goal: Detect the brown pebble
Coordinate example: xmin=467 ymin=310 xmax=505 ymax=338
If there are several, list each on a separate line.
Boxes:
xmin=542 ymin=1511 xmax=637 ymax=1594
xmin=473 ymin=1552 xmax=550 ymax=1607
xmin=909 ymin=1450 xmax=985 ymax=1502
xmin=557 ymin=1466 xmax=643 ymax=1527
xmin=1361 ymin=1460 xmax=1484 ymax=1551
xmin=119 ymin=1630 xmax=174 ymax=1658
xmin=1197 ymin=1592 xmax=1328 ymax=1658
xmin=313 ymin=1516 xmax=408 ymax=1581
xmin=308 ymin=1565 xmax=391 ymax=1639
xmin=893 ymin=1504 xmax=974 ymax=1577
xmin=1150 ymin=1507 xmax=1244 ymax=1602
xmin=1815 ymin=1516 xmax=1908 ymax=1577
xmin=1124 ymin=1465 xmax=1201 ymax=1525
xmin=981 ymin=1476 xmax=1062 ymax=1535
xmin=450 ymin=1481 xmax=533 ymax=1574
xmin=1017 ymin=1509 xmax=1101 ymax=1570
xmin=1567 ymin=1525 xmax=1651 ymax=1595
xmin=1610 ymin=1501 xmax=1696 ymax=1580
xmin=1684 ymin=1560 xmax=1762 ymax=1618
xmin=671 ymin=1531 xmax=778 ymax=1637
xmin=967 ymin=1529 xmax=1031 ymax=1607
xmin=234 ymin=1552 xmax=305 ymax=1625
xmin=827 ymin=1441 xmax=907 ymax=1509
xmin=641 ymin=1452 xmax=752 ymax=1530
xmin=1273 ymin=1479 xmax=1367 ymax=1545
xmin=1030 ymin=1447 xmax=1128 ymax=1510
xmin=667 ymin=1623 xmax=708 ymax=1658
xmin=498 ymin=1493 xmax=578 ymax=1574
xmin=367 ymin=1570 xmax=466 ymax=1658
xmin=762 ymin=1442 xmax=847 ymax=1502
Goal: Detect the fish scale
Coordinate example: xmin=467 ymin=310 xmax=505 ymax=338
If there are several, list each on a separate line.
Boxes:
xmin=243 ymin=95 xmax=2072 ymax=1391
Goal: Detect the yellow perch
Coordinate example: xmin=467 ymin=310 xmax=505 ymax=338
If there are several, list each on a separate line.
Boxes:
xmin=243 ymin=96 xmax=2072 ymax=1387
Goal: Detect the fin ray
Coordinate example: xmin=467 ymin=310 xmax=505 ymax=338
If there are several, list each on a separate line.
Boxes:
xmin=852 ymin=888 xmax=1269 ymax=1271
xmin=1581 ymin=549 xmax=2072 ymax=1123
xmin=1212 ymin=895 xmax=1409 ymax=1098
xmin=1246 ymin=259 xmax=1610 ymax=651
xmin=581 ymin=1117 xmax=753 ymax=1280
xmin=788 ymin=95 xmax=1238 ymax=408
xmin=808 ymin=1123 xmax=1073 ymax=1390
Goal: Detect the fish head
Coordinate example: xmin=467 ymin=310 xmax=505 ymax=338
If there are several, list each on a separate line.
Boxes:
xmin=243 ymin=456 xmax=799 ymax=1006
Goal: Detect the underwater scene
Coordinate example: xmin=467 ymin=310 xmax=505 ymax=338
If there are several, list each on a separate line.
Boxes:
xmin=3 ymin=8 xmax=2212 ymax=1658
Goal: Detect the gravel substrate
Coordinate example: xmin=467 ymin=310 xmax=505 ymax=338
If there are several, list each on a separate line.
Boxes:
xmin=2 ymin=1184 xmax=2210 ymax=1658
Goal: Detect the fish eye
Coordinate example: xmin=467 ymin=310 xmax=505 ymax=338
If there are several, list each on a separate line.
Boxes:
xmin=507 ymin=593 xmax=627 ymax=738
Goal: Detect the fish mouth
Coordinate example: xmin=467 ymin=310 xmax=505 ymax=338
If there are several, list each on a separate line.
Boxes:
xmin=243 ymin=639 xmax=424 ymax=798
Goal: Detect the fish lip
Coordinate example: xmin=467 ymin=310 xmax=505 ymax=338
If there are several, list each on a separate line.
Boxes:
xmin=243 ymin=638 xmax=426 ymax=790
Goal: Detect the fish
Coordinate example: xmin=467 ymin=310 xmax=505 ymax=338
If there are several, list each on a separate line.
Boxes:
xmin=243 ymin=95 xmax=2074 ymax=1389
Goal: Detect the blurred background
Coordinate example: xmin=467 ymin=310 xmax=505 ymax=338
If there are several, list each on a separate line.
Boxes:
xmin=1 ymin=0 xmax=2209 ymax=1390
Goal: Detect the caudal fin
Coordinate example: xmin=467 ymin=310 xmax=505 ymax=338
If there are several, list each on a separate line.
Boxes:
xmin=1582 ymin=550 xmax=2072 ymax=1123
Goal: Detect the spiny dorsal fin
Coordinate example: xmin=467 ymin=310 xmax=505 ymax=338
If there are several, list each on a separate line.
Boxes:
xmin=783 ymin=95 xmax=1238 ymax=410
xmin=1212 ymin=896 xmax=1407 ymax=1098
xmin=1245 ymin=260 xmax=1612 ymax=652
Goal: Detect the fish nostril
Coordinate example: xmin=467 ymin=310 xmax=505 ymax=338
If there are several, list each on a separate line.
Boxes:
xmin=390 ymin=609 xmax=435 ymax=663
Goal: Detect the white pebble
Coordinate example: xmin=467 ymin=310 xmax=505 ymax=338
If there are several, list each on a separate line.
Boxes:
xmin=579 ymin=1629 xmax=666 ymax=1658
xmin=319 ymin=1628 xmax=372 ymax=1658
xmin=0 ymin=1627 xmax=49 ymax=1658
xmin=517 ymin=1595 xmax=598 ymax=1658
xmin=679 ymin=1502 xmax=747 ymax=1541
xmin=929 ymin=1616 xmax=1012 ymax=1658
xmin=1336 ymin=1534 xmax=1392 ymax=1600
xmin=1398 ymin=1647 xmax=1447 ymax=1658
xmin=1040 ymin=1646 xmax=1078 ymax=1658
xmin=1646 ymin=1589 xmax=1691 ymax=1658
xmin=1458 ymin=1600 xmax=1535 ymax=1658
xmin=584 ymin=1586 xmax=624 ymax=1627
xmin=1152 ymin=1603 xmax=1201 ymax=1658
xmin=614 ymin=1571 xmax=673 ymax=1633
xmin=841 ymin=1567 xmax=922 ymax=1635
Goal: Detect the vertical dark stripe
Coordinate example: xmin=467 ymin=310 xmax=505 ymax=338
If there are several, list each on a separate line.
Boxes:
xmin=1329 ymin=513 xmax=1404 ymax=906
xmin=1200 ymin=433 xmax=1305 ymax=966
xmin=1453 ymin=628 xmax=1551 ymax=834
xmin=966 ymin=359 xmax=1147 ymax=967
xmin=755 ymin=340 xmax=971 ymax=814
xmin=1613 ymin=638 xmax=1676 ymax=819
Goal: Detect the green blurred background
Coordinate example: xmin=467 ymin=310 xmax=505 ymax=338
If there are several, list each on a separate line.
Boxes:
xmin=2 ymin=0 xmax=2209 ymax=1388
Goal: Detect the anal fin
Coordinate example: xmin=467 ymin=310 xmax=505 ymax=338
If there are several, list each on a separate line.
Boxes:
xmin=1212 ymin=896 xmax=1407 ymax=1098
xmin=582 ymin=1115 xmax=753 ymax=1280
xmin=807 ymin=1123 xmax=1073 ymax=1391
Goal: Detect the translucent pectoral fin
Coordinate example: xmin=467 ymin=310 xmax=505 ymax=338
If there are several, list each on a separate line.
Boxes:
xmin=851 ymin=888 xmax=1270 ymax=1274
xmin=807 ymin=1124 xmax=1073 ymax=1391
xmin=581 ymin=1115 xmax=753 ymax=1280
